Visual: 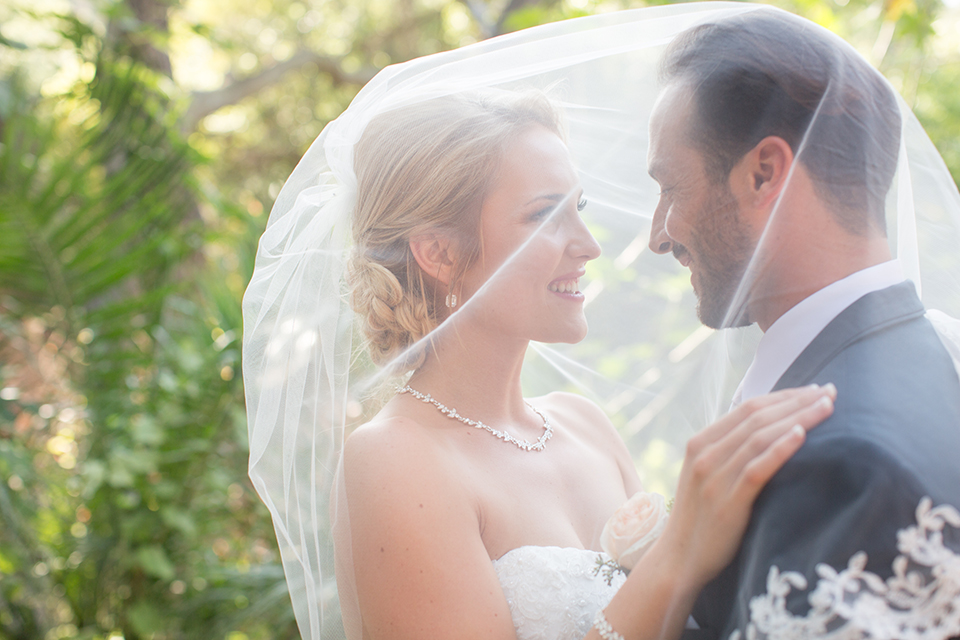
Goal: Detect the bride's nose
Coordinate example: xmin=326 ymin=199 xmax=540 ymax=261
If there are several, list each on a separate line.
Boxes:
xmin=568 ymin=214 xmax=602 ymax=261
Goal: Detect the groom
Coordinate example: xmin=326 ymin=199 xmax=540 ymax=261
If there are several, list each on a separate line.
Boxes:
xmin=646 ymin=9 xmax=960 ymax=640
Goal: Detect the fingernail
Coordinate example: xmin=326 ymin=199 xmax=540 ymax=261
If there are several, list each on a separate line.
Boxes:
xmin=818 ymin=395 xmax=833 ymax=409
xmin=792 ymin=424 xmax=805 ymax=438
xmin=823 ymin=383 xmax=837 ymax=397
xmin=807 ymin=383 xmax=820 ymax=389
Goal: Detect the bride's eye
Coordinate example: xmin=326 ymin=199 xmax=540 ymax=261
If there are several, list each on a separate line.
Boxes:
xmin=532 ymin=205 xmax=558 ymax=221
xmin=577 ymin=198 xmax=587 ymax=212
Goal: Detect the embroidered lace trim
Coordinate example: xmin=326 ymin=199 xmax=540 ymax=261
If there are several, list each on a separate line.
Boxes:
xmin=731 ymin=497 xmax=960 ymax=640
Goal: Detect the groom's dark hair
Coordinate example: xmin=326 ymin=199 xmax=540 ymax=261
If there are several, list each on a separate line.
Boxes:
xmin=659 ymin=9 xmax=900 ymax=236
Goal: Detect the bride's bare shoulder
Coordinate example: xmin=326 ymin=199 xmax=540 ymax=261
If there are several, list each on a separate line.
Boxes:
xmin=342 ymin=414 xmax=463 ymax=492
xmin=340 ymin=415 xmax=482 ymax=558
xmin=534 ymin=391 xmax=613 ymax=430
xmin=346 ymin=413 xmax=439 ymax=460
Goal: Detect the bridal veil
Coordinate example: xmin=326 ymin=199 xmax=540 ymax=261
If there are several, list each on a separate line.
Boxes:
xmin=241 ymin=4 xmax=960 ymax=638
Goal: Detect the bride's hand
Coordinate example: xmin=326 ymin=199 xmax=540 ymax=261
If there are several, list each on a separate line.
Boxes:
xmin=662 ymin=383 xmax=836 ymax=591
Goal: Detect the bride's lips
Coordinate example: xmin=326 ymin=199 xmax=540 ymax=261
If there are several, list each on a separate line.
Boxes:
xmin=548 ymin=269 xmax=586 ymax=299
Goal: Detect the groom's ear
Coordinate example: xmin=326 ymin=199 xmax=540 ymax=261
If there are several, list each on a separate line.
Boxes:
xmin=743 ymin=136 xmax=794 ymax=209
xmin=409 ymin=233 xmax=457 ymax=286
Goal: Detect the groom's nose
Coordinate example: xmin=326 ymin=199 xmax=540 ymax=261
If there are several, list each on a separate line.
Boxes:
xmin=648 ymin=202 xmax=673 ymax=254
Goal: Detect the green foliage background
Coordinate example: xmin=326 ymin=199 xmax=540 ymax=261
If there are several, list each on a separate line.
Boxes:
xmin=0 ymin=0 xmax=957 ymax=638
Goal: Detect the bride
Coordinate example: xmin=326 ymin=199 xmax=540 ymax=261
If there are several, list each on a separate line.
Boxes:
xmin=242 ymin=4 xmax=960 ymax=640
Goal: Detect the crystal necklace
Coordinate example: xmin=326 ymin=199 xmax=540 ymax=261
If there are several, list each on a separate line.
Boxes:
xmin=397 ymin=385 xmax=553 ymax=452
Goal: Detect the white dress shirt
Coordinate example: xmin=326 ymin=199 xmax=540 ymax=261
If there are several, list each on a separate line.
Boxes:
xmin=733 ymin=260 xmax=906 ymax=406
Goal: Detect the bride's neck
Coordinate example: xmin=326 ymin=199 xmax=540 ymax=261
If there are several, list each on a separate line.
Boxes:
xmin=406 ymin=335 xmax=530 ymax=424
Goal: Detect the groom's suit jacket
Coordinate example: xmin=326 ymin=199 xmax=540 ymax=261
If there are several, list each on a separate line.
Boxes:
xmin=684 ymin=281 xmax=960 ymax=640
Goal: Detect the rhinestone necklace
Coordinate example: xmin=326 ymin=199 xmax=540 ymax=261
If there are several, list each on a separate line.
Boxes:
xmin=397 ymin=385 xmax=553 ymax=452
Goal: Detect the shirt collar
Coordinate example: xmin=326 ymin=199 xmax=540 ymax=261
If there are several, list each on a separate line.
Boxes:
xmin=735 ymin=260 xmax=905 ymax=405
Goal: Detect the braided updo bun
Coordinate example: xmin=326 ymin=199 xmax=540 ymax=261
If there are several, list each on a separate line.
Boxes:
xmin=348 ymin=90 xmax=563 ymax=370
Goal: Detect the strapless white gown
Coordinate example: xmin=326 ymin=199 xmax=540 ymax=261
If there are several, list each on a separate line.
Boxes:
xmin=492 ymin=546 xmax=627 ymax=640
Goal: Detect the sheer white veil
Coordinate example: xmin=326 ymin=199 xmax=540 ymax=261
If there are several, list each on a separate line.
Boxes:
xmin=241 ymin=4 xmax=960 ymax=639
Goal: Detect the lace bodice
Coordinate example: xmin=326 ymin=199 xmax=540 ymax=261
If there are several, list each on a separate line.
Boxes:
xmin=492 ymin=546 xmax=626 ymax=640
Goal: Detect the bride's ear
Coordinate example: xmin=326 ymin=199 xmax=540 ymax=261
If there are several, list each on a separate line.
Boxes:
xmin=409 ymin=233 xmax=457 ymax=285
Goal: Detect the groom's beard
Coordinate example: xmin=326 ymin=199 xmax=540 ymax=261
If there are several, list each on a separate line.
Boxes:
xmin=680 ymin=186 xmax=755 ymax=329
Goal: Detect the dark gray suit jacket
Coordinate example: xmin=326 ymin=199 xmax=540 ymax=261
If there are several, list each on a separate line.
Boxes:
xmin=684 ymin=281 xmax=960 ymax=639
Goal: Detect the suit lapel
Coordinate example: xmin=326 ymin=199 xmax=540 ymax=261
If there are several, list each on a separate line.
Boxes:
xmin=772 ymin=281 xmax=925 ymax=391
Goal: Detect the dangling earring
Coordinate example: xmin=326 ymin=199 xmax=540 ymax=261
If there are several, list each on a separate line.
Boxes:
xmin=445 ymin=293 xmax=457 ymax=309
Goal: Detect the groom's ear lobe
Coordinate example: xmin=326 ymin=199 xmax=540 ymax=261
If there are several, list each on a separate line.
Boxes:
xmin=409 ymin=233 xmax=457 ymax=286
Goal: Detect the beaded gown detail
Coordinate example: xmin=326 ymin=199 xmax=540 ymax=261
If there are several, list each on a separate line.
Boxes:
xmin=492 ymin=546 xmax=626 ymax=640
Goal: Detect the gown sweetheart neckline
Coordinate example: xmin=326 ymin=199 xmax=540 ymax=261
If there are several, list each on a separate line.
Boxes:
xmin=492 ymin=544 xmax=600 ymax=563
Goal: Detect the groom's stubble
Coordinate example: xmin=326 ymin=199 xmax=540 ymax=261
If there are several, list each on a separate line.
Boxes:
xmin=681 ymin=178 xmax=755 ymax=330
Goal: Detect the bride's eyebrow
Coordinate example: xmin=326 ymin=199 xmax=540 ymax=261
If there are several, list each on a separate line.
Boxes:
xmin=523 ymin=191 xmax=583 ymax=207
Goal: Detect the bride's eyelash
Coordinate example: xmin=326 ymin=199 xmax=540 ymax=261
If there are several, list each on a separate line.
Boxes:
xmin=577 ymin=198 xmax=587 ymax=212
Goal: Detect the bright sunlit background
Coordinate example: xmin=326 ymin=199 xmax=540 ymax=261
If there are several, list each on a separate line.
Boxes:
xmin=1 ymin=0 xmax=958 ymax=638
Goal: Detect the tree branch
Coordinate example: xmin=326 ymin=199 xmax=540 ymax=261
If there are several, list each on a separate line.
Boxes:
xmin=182 ymin=50 xmax=377 ymax=132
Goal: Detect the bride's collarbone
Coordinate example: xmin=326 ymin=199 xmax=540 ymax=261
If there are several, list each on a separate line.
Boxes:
xmin=365 ymin=412 xmax=623 ymax=511
xmin=446 ymin=418 xmax=624 ymax=510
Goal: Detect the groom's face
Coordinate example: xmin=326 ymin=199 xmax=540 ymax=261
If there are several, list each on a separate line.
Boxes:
xmin=647 ymin=84 xmax=756 ymax=329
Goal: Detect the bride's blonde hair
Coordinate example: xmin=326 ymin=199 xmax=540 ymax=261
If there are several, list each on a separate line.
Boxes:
xmin=347 ymin=90 xmax=563 ymax=370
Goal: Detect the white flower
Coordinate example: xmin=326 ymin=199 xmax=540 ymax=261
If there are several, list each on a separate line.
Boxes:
xmin=600 ymin=491 xmax=669 ymax=570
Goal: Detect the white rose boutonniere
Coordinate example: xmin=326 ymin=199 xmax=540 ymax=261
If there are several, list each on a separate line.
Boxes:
xmin=600 ymin=491 xmax=669 ymax=571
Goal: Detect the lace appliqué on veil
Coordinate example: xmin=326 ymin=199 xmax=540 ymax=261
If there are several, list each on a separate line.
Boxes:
xmin=731 ymin=498 xmax=960 ymax=640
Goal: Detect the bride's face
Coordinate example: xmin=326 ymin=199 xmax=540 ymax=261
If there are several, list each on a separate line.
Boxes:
xmin=456 ymin=124 xmax=601 ymax=344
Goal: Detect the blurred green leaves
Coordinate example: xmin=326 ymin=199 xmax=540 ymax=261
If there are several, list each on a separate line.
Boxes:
xmin=0 ymin=5 xmax=286 ymax=639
